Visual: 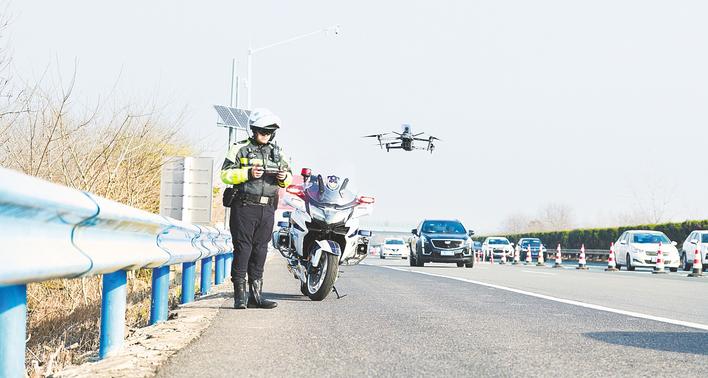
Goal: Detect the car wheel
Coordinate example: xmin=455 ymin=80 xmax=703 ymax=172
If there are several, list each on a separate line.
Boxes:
xmin=680 ymin=253 xmax=691 ymax=271
xmin=669 ymin=267 xmax=678 ymax=272
xmin=465 ymin=262 xmax=474 ymax=268
xmin=380 ymin=254 xmax=384 ymax=259
xmin=626 ymin=253 xmax=635 ymax=271
xmin=456 ymin=262 xmax=464 ymax=267
xmin=409 ymin=255 xmax=415 ymax=267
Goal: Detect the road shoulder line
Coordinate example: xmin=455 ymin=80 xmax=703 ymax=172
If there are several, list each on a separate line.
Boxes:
xmin=378 ymin=265 xmax=708 ymax=332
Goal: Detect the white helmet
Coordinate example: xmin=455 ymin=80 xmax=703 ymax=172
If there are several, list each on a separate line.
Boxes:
xmin=248 ymin=108 xmax=281 ymax=130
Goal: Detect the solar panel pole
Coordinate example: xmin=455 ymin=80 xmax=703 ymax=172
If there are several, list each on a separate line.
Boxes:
xmin=224 ymin=59 xmax=240 ymax=233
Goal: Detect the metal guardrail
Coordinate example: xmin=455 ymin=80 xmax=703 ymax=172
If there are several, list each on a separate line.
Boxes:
xmin=0 ymin=167 xmax=234 ymax=377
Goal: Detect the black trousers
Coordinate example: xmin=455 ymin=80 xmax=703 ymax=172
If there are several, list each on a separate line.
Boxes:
xmin=229 ymin=201 xmax=275 ymax=282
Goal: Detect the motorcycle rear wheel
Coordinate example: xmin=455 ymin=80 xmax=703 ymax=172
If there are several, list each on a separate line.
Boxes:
xmin=306 ymin=252 xmax=339 ymax=301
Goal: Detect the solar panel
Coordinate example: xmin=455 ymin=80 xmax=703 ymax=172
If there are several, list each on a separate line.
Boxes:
xmin=228 ymin=108 xmax=251 ymax=129
xmin=214 ymin=105 xmax=237 ymax=126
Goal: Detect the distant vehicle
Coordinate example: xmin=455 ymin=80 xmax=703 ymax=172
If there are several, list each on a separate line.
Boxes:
xmin=680 ymin=230 xmax=708 ymax=271
xmin=380 ymin=238 xmax=408 ymax=259
xmin=614 ymin=230 xmax=680 ymax=272
xmin=517 ymin=238 xmax=547 ymax=260
xmin=472 ymin=241 xmax=483 ymax=254
xmin=409 ymin=219 xmax=475 ymax=267
xmin=482 ymin=237 xmax=514 ymax=260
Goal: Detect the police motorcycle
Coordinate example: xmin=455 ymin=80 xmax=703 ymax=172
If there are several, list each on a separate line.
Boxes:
xmin=272 ymin=168 xmax=374 ymax=301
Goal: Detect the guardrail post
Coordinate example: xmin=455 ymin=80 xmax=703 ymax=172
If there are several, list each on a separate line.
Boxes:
xmin=200 ymin=257 xmax=212 ymax=295
xmin=215 ymin=254 xmax=225 ymax=285
xmin=0 ymin=284 xmax=27 ymax=378
xmin=181 ymin=262 xmax=196 ymax=304
xmin=225 ymin=253 xmax=233 ymax=281
xmin=99 ymin=271 xmax=127 ymax=359
xmin=150 ymin=266 xmax=170 ymax=325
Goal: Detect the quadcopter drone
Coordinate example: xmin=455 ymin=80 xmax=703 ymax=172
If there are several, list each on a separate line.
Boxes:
xmin=363 ymin=124 xmax=440 ymax=153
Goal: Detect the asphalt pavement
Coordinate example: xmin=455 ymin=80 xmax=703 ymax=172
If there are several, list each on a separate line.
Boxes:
xmin=158 ymin=254 xmax=708 ymax=377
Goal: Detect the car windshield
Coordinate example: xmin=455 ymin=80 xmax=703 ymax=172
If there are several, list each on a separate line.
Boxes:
xmin=702 ymin=234 xmax=708 ymax=243
xmin=521 ymin=239 xmax=541 ymax=246
xmin=488 ymin=238 xmax=509 ymax=245
xmin=421 ymin=221 xmax=466 ymax=234
xmin=385 ymin=239 xmax=404 ymax=245
xmin=632 ymin=233 xmax=670 ymax=244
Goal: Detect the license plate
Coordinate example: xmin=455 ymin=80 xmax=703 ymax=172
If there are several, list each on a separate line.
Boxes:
xmin=441 ymin=250 xmax=454 ymax=256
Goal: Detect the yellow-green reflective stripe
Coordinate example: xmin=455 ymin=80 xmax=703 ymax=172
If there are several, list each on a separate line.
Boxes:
xmin=240 ymin=157 xmax=248 ymax=165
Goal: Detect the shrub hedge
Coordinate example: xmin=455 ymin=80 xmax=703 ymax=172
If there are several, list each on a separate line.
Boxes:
xmin=478 ymin=220 xmax=708 ymax=249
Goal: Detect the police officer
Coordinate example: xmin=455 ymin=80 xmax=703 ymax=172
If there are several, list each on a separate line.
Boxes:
xmin=220 ymin=108 xmax=292 ymax=309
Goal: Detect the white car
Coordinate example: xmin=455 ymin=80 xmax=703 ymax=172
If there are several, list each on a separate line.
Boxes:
xmin=380 ymin=238 xmax=408 ymax=259
xmin=680 ymin=230 xmax=708 ymax=272
xmin=482 ymin=237 xmax=514 ymax=260
xmin=614 ymin=230 xmax=679 ymax=272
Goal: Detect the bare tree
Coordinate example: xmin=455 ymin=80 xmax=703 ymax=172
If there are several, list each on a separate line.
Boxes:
xmin=539 ymin=203 xmax=575 ymax=231
xmin=499 ymin=213 xmax=532 ymax=234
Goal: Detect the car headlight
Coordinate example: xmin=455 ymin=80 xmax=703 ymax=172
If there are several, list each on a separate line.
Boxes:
xmin=421 ymin=235 xmax=428 ymax=244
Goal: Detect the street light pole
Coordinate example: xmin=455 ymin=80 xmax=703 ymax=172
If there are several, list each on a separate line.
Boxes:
xmin=245 ymin=25 xmax=339 ymax=109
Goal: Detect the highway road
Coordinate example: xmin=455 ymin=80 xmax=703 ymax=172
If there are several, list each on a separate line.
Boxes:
xmin=158 ymin=254 xmax=708 ymax=377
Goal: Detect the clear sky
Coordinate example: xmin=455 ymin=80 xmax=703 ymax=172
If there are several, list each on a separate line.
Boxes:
xmin=6 ymin=0 xmax=708 ymax=233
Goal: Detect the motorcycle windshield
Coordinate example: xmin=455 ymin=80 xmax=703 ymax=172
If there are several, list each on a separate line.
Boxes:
xmin=306 ymin=174 xmax=357 ymax=207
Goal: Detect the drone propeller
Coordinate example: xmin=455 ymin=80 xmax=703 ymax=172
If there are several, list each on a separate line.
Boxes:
xmin=413 ymin=132 xmax=425 ymax=137
xmin=428 ymin=136 xmax=441 ymax=141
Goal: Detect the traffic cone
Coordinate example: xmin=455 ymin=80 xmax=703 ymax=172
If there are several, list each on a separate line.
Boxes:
xmin=605 ymin=242 xmax=618 ymax=271
xmin=553 ymin=243 xmax=562 ymax=268
xmin=500 ymin=249 xmax=507 ymax=264
xmin=525 ymin=246 xmax=532 ymax=265
xmin=652 ymin=242 xmax=667 ymax=274
xmin=688 ymin=245 xmax=703 ymax=277
xmin=512 ymin=244 xmax=520 ymax=265
xmin=490 ymin=249 xmax=495 ymax=265
xmin=576 ymin=244 xmax=588 ymax=270
xmin=536 ymin=245 xmax=545 ymax=267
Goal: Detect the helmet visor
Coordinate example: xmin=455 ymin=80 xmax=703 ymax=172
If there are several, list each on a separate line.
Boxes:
xmin=252 ymin=126 xmax=276 ymax=135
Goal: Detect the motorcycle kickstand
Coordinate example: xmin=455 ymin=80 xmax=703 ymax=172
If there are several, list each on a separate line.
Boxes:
xmin=332 ymin=286 xmax=346 ymax=299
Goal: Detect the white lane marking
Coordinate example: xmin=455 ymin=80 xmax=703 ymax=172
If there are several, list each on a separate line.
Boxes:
xmin=378 ymin=266 xmax=708 ymax=332
xmin=521 ymin=270 xmax=555 ymax=276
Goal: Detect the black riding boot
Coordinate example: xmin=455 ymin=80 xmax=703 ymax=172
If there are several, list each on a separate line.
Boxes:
xmin=247 ymin=279 xmax=277 ymax=309
xmin=233 ymin=278 xmax=247 ymax=309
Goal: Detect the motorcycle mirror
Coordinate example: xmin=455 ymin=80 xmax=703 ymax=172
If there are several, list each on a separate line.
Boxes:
xmin=277 ymin=221 xmax=289 ymax=228
xmin=282 ymin=211 xmax=291 ymax=218
xmin=467 ymin=230 xmax=475 ymax=236
xmin=411 ymin=229 xmax=418 ymax=236
xmin=358 ymin=230 xmax=372 ymax=237
xmin=301 ymin=168 xmax=311 ymax=177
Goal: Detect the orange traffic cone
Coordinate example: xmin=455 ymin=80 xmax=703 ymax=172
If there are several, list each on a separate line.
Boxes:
xmin=536 ymin=245 xmax=545 ymax=267
xmin=513 ymin=244 xmax=520 ymax=265
xmin=605 ymin=242 xmax=618 ymax=271
xmin=652 ymin=242 xmax=667 ymax=274
xmin=490 ymin=248 xmax=495 ymax=265
xmin=553 ymin=243 xmax=562 ymax=268
xmin=500 ymin=249 xmax=507 ymax=265
xmin=525 ymin=245 xmax=532 ymax=265
xmin=577 ymin=244 xmax=588 ymax=270
xmin=688 ymin=245 xmax=703 ymax=277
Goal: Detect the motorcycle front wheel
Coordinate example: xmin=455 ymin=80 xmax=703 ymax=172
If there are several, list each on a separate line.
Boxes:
xmin=306 ymin=252 xmax=339 ymax=301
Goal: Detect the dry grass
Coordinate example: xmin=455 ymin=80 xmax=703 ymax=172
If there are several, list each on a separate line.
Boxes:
xmin=25 ymin=272 xmax=185 ymax=377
